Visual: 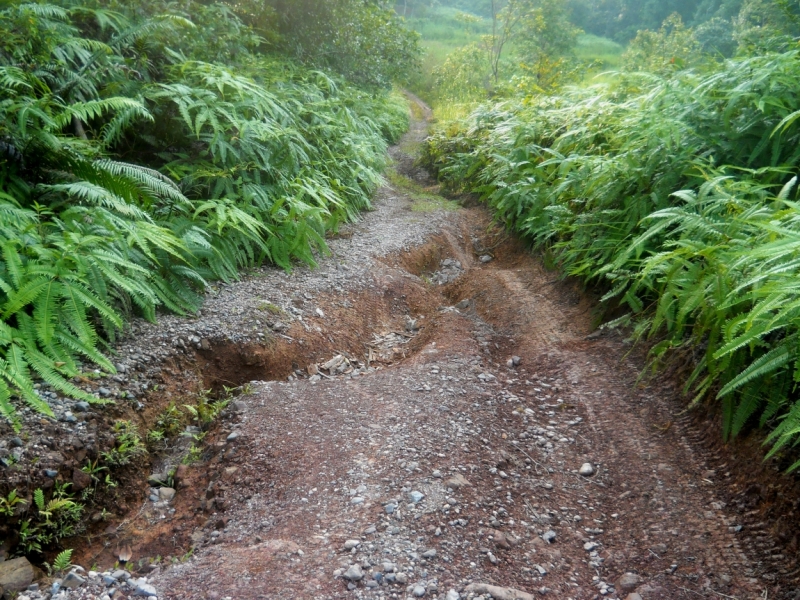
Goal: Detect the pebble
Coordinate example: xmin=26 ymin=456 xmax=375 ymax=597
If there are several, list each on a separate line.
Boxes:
xmin=542 ymin=530 xmax=557 ymax=543
xmin=409 ymin=490 xmax=425 ymax=503
xmin=395 ymin=572 xmax=409 ymax=584
xmin=343 ymin=565 xmax=364 ymax=581
xmin=157 ymin=487 xmax=176 ymax=501
xmin=618 ymin=573 xmax=641 ymax=592
xmin=226 ymin=431 xmax=241 ymax=442
xmin=579 ymin=463 xmax=596 ymax=476
xmin=131 ymin=580 xmax=157 ymax=597
xmin=584 ymin=541 xmax=600 ymax=552
xmin=61 ymin=572 xmax=85 ymax=589
xmin=446 ymin=591 xmax=461 ymax=600
xmin=421 ymin=549 xmax=437 ymax=559
xmin=344 ymin=540 xmax=361 ymax=550
xmin=413 ymin=584 xmax=426 ymax=597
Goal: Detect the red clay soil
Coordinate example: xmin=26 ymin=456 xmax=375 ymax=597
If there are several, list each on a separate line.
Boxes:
xmin=58 ymin=94 xmax=800 ymax=600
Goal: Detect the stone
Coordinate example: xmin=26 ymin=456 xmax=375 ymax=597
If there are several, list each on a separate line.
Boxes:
xmin=158 ymin=487 xmax=176 ymax=501
xmin=174 ymin=464 xmax=189 ymax=486
xmin=446 ymin=591 xmax=461 ymax=600
xmin=626 ymin=595 xmax=643 ymax=600
xmin=618 ymin=573 xmax=641 ymax=593
xmin=542 ymin=530 xmax=556 ymax=543
xmin=395 ymin=573 xmax=408 ymax=584
xmin=464 ymin=583 xmax=534 ymax=600
xmin=480 ymin=255 xmax=493 ymax=263
xmin=445 ymin=474 xmax=470 ymax=490
xmin=344 ymin=540 xmax=361 ymax=550
xmin=343 ymin=565 xmax=364 ymax=581
xmin=61 ymin=572 xmax=85 ymax=589
xmin=579 ymin=463 xmax=595 ymax=476
xmin=148 ymin=473 xmax=168 ymax=486
xmin=409 ymin=490 xmax=425 ymax=503
xmin=0 ymin=557 xmax=35 ymax=593
xmin=384 ymin=503 xmax=397 ymax=514
xmin=512 ymin=356 xmax=521 ymax=366
xmin=413 ymin=584 xmax=426 ymax=597
xmin=131 ymin=579 xmax=157 ymax=596
xmin=226 ymin=431 xmax=241 ymax=443
xmin=584 ymin=541 xmax=599 ymax=552
xmin=422 ymin=549 xmax=437 ymax=559
xmin=74 ymin=402 xmax=90 ymax=412
xmin=9 ymin=436 xmax=23 ymax=448
xmin=112 ymin=570 xmax=130 ymax=581
xmin=44 ymin=469 xmax=58 ymax=478
xmin=72 ymin=467 xmax=92 ymax=492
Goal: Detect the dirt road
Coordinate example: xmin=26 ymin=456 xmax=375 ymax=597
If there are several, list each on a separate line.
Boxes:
xmin=67 ymin=95 xmax=800 ymax=600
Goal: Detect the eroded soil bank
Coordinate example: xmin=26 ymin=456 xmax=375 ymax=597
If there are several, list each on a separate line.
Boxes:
xmin=3 ymin=94 xmax=800 ymax=600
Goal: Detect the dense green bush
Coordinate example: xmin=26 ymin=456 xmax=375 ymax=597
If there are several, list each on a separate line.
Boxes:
xmin=0 ymin=0 xmax=410 ymax=426
xmin=422 ymin=50 xmax=800 ymax=466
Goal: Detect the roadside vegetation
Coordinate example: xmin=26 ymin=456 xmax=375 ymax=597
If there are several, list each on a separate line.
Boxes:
xmin=416 ymin=0 xmax=800 ymax=465
xmin=0 ymin=0 xmax=417 ymax=428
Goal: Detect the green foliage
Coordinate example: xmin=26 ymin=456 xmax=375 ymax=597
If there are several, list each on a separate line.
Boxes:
xmin=101 ymin=420 xmax=147 ymax=466
xmin=47 ymin=548 xmax=74 ymax=574
xmin=16 ymin=485 xmax=83 ymax=556
xmin=422 ymin=48 xmax=800 ymax=463
xmin=0 ymin=0 xmax=410 ymax=428
xmin=0 ymin=489 xmax=24 ymax=516
xmin=622 ymin=13 xmax=703 ymax=72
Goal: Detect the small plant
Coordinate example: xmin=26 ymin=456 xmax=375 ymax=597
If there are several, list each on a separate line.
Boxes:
xmin=101 ymin=421 xmax=148 ymax=466
xmin=16 ymin=488 xmax=83 ymax=555
xmin=0 ymin=489 xmax=25 ymax=516
xmin=184 ymin=390 xmax=229 ymax=428
xmin=257 ymin=301 xmax=284 ymax=315
xmin=45 ymin=549 xmax=74 ymax=575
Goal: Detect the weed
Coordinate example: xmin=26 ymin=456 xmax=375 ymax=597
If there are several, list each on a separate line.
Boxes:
xmin=101 ymin=421 xmax=148 ymax=467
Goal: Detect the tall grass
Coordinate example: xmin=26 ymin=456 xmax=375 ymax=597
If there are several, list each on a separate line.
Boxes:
xmin=422 ymin=50 xmax=800 ymax=466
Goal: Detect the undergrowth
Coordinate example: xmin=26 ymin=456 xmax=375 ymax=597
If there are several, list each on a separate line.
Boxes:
xmin=422 ymin=49 xmax=800 ymax=467
xmin=0 ymin=1 xmax=410 ymax=427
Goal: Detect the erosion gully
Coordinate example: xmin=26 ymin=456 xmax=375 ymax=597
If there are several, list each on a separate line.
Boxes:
xmin=4 ymin=94 xmax=800 ymax=600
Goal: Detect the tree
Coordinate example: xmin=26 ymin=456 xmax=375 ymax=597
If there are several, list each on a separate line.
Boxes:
xmin=484 ymin=0 xmax=578 ymax=85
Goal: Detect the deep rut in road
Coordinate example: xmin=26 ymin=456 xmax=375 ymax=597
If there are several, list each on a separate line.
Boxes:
xmin=69 ymin=94 xmax=800 ymax=600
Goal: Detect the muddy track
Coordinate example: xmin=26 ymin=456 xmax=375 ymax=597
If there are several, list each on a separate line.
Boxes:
xmin=22 ymin=94 xmax=800 ymax=600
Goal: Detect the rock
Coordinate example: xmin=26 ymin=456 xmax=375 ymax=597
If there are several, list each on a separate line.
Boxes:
xmin=226 ymin=431 xmax=241 ymax=443
xmin=343 ymin=540 xmax=361 ymax=550
xmin=0 ymin=558 xmax=35 ymax=594
xmin=480 ymin=255 xmax=493 ymax=263
xmin=618 ymin=573 xmax=641 ymax=593
xmin=464 ymin=583 xmax=534 ymax=600
xmin=72 ymin=467 xmax=92 ymax=492
xmin=409 ymin=490 xmax=425 ymax=503
xmin=343 ymin=565 xmax=364 ymax=581
xmin=148 ymin=473 xmax=168 ymax=486
xmin=9 ymin=436 xmax=23 ymax=448
xmin=413 ymin=584 xmax=426 ymax=597
xmin=44 ymin=469 xmax=58 ymax=478
xmin=74 ymin=402 xmax=90 ymax=412
xmin=98 ymin=387 xmax=111 ymax=397
xmin=446 ymin=591 xmax=461 ymax=600
xmin=421 ymin=549 xmax=437 ymax=559
xmin=542 ymin=530 xmax=556 ymax=543
xmin=158 ymin=487 xmax=176 ymax=501
xmin=384 ymin=503 xmax=397 ymax=514
xmin=626 ymin=595 xmax=643 ymax=600
xmin=445 ymin=474 xmax=470 ymax=490
xmin=61 ymin=572 xmax=85 ymax=589
xmin=455 ymin=299 xmax=470 ymax=310
xmin=111 ymin=570 xmax=130 ymax=581
xmin=395 ymin=573 xmax=408 ymax=584
xmin=174 ymin=464 xmax=189 ymax=486
xmin=131 ymin=579 xmax=157 ymax=596
xmin=512 ymin=355 xmax=521 ymax=366
xmin=584 ymin=541 xmax=599 ymax=552
xmin=579 ymin=463 xmax=595 ymax=476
